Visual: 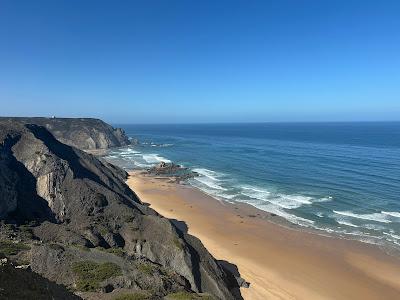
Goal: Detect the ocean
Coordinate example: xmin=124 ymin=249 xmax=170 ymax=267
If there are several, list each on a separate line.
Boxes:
xmin=106 ymin=122 xmax=400 ymax=251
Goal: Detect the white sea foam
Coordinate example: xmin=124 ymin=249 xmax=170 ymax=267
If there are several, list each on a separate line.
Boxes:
xmin=363 ymin=223 xmax=386 ymax=231
xmin=142 ymin=154 xmax=171 ymax=164
xmin=119 ymin=148 xmax=140 ymax=155
xmin=336 ymin=220 xmax=360 ymax=228
xmin=191 ymin=168 xmax=228 ymax=191
xmin=192 ymin=168 xmax=223 ymax=181
xmin=239 ymin=185 xmax=331 ymax=210
xmin=240 ymin=198 xmax=315 ymax=227
xmin=317 ymin=196 xmax=333 ymax=203
xmin=190 ymin=173 xmax=315 ymax=227
xmin=382 ymin=211 xmax=400 ymax=218
xmin=134 ymin=162 xmax=150 ymax=168
xmin=333 ymin=210 xmax=392 ymax=223
xmin=215 ymin=192 xmax=236 ymax=200
xmin=383 ymin=232 xmax=400 ymax=240
xmin=241 ymin=185 xmax=270 ymax=193
xmin=193 ymin=176 xmax=227 ymax=191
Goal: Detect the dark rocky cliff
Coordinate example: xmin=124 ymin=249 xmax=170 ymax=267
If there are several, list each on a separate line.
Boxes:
xmin=0 ymin=122 xmax=240 ymax=300
xmin=0 ymin=117 xmax=130 ymax=150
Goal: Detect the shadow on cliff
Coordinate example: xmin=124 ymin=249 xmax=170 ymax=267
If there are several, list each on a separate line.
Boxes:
xmin=170 ymin=218 xmax=245 ymax=300
xmin=0 ymin=260 xmax=80 ymax=300
xmin=25 ymin=124 xmax=142 ymax=209
xmin=2 ymin=134 xmax=56 ymax=224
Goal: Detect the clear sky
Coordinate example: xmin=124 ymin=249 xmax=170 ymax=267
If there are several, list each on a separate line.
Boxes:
xmin=0 ymin=0 xmax=399 ymax=123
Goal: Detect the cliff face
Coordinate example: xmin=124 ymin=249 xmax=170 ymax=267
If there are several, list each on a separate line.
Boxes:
xmin=0 ymin=117 xmax=130 ymax=150
xmin=0 ymin=122 xmax=240 ymax=299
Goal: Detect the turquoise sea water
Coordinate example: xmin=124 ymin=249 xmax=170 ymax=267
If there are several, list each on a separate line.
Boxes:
xmin=106 ymin=122 xmax=400 ymax=250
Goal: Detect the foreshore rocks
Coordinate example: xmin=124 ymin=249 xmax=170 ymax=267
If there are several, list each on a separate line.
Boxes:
xmin=0 ymin=121 xmax=241 ymax=299
xmin=147 ymin=162 xmax=199 ymax=182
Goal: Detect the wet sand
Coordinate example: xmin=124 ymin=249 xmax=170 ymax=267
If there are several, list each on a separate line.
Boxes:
xmin=127 ymin=172 xmax=400 ymax=300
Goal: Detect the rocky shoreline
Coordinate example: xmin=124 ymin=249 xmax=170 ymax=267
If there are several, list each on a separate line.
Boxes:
xmin=147 ymin=162 xmax=200 ymax=183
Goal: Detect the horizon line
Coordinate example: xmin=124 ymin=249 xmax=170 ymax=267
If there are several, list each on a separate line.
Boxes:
xmin=112 ymin=120 xmax=400 ymax=126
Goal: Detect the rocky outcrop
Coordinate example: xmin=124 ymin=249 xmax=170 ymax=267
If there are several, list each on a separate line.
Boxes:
xmin=0 ymin=258 xmax=81 ymax=300
xmin=0 ymin=117 xmax=131 ymax=150
xmin=0 ymin=140 xmax=19 ymax=219
xmin=148 ymin=162 xmax=199 ymax=182
xmin=0 ymin=122 xmax=240 ymax=299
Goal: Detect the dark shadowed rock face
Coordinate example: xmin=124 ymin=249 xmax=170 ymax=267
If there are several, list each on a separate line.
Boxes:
xmin=0 ymin=259 xmax=81 ymax=300
xmin=0 ymin=122 xmax=240 ymax=299
xmin=0 ymin=117 xmax=130 ymax=150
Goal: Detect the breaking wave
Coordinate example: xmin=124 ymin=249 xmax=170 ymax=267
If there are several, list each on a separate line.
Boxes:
xmin=333 ymin=211 xmax=392 ymax=224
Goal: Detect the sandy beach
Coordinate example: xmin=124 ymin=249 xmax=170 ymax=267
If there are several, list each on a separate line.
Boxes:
xmin=127 ymin=172 xmax=400 ymax=300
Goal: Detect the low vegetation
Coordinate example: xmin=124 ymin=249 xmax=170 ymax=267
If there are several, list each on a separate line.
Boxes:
xmin=72 ymin=260 xmax=122 ymax=291
xmin=173 ymin=238 xmax=183 ymax=250
xmin=0 ymin=241 xmax=30 ymax=256
xmin=136 ymin=262 xmax=155 ymax=275
xmin=165 ymin=291 xmax=214 ymax=300
xmin=113 ymin=292 xmax=150 ymax=300
xmin=96 ymin=246 xmax=125 ymax=257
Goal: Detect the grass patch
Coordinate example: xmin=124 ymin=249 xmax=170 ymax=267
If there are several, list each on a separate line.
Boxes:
xmin=16 ymin=222 xmax=36 ymax=239
xmin=165 ymin=292 xmax=214 ymax=300
xmin=96 ymin=246 xmax=125 ymax=257
xmin=97 ymin=225 xmax=109 ymax=236
xmin=113 ymin=292 xmax=150 ymax=300
xmin=72 ymin=260 xmax=122 ymax=291
xmin=16 ymin=257 xmax=31 ymax=265
xmin=0 ymin=241 xmax=30 ymax=256
xmin=49 ymin=243 xmax=64 ymax=251
xmin=137 ymin=262 xmax=155 ymax=275
xmin=72 ymin=244 xmax=90 ymax=252
xmin=173 ymin=238 xmax=183 ymax=250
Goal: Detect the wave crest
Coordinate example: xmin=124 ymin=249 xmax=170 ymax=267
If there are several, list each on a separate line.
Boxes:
xmin=333 ymin=210 xmax=392 ymax=224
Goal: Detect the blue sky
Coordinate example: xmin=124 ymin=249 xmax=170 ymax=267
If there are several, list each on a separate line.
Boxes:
xmin=0 ymin=0 xmax=399 ymax=123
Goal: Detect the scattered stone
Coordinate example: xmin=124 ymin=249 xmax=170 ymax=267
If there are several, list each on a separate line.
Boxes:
xmin=0 ymin=258 xmax=8 ymax=266
xmin=235 ymin=276 xmax=250 ymax=288
xmin=15 ymin=264 xmax=30 ymax=270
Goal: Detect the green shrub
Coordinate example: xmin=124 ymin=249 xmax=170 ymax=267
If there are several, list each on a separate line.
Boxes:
xmin=97 ymin=225 xmax=109 ymax=236
xmin=0 ymin=241 xmax=30 ymax=256
xmin=137 ymin=262 xmax=155 ymax=275
xmin=72 ymin=244 xmax=90 ymax=252
xmin=72 ymin=260 xmax=122 ymax=291
xmin=96 ymin=246 xmax=125 ymax=257
xmin=18 ymin=225 xmax=34 ymax=238
xmin=173 ymin=238 xmax=183 ymax=250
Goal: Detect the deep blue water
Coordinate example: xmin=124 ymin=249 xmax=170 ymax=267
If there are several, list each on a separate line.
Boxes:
xmin=107 ymin=122 xmax=400 ymax=250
